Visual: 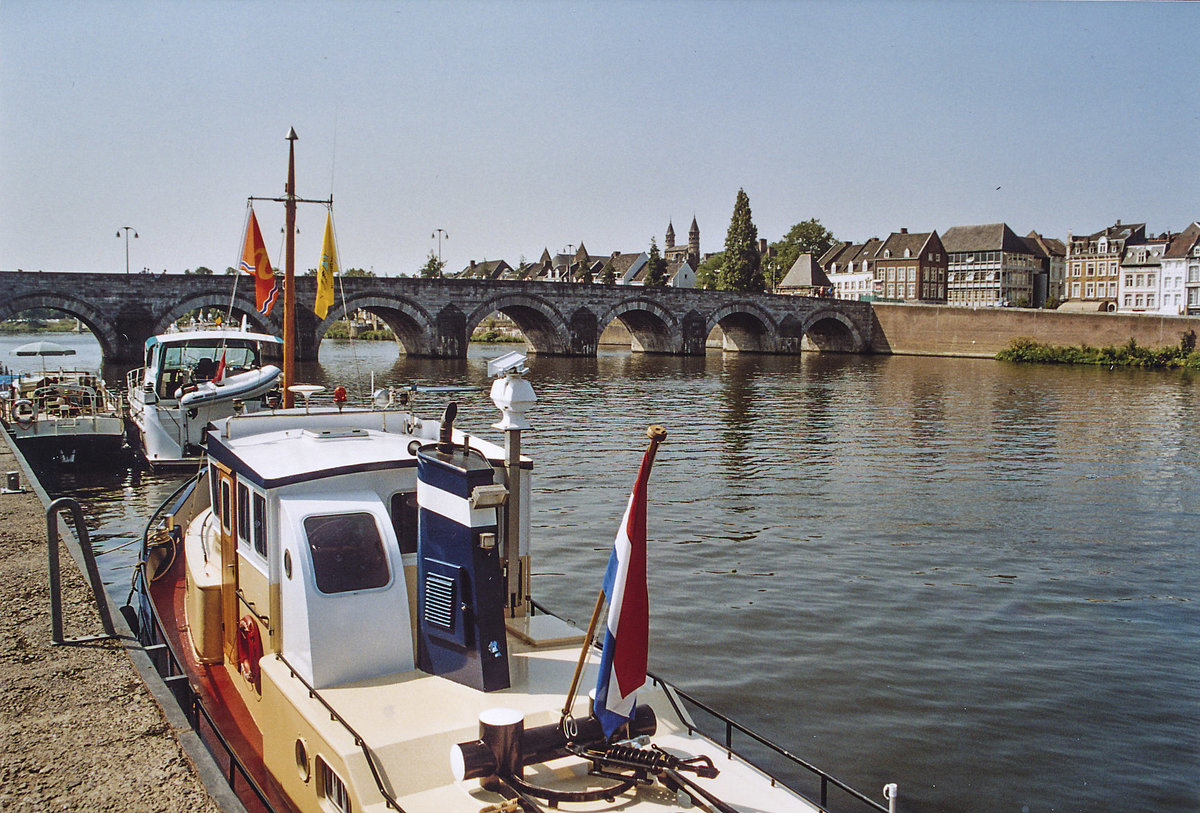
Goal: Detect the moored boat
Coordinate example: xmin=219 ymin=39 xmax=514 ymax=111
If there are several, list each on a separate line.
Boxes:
xmin=124 ymin=323 xmax=283 ymax=466
xmin=130 ymin=361 xmax=897 ymax=813
xmin=1 ymin=367 xmax=125 ymax=467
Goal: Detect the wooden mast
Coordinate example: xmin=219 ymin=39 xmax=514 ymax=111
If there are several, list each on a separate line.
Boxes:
xmin=283 ymin=127 xmax=297 ymax=408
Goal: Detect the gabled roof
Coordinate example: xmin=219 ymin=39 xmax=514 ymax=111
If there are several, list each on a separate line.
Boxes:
xmin=779 ymin=254 xmax=832 ymax=289
xmin=819 ymin=241 xmax=857 ymax=267
xmin=1164 ymin=222 xmax=1200 ymax=259
xmin=457 ymin=259 xmax=513 ymax=279
xmin=876 ymin=231 xmax=937 ymax=260
xmin=940 ymin=223 xmax=1031 ymax=254
xmin=1025 ymin=231 xmax=1066 ymax=258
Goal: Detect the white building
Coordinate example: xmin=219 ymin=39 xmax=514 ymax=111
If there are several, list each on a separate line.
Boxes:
xmin=1163 ymin=223 xmax=1200 ymax=315
xmin=820 ymin=238 xmax=882 ymax=300
xmin=1117 ymin=235 xmax=1170 ymax=313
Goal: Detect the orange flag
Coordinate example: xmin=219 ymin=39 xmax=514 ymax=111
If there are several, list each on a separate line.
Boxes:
xmin=239 ymin=209 xmax=279 ymax=315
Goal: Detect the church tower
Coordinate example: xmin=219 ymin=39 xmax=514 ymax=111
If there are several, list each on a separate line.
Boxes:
xmin=688 ymin=216 xmax=700 ymax=266
xmin=666 ymin=220 xmax=676 ymax=250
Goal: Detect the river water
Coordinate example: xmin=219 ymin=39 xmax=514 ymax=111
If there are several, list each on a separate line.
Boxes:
xmin=6 ymin=331 xmax=1198 ymax=813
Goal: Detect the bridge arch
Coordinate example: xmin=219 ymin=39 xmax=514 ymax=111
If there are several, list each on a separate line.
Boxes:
xmin=467 ymin=293 xmax=573 ymax=355
xmin=318 ymin=294 xmax=438 ymax=356
xmin=707 ymin=301 xmax=777 ymax=353
xmin=0 ymin=293 xmax=120 ymax=360
xmin=154 ymin=291 xmax=274 ymax=336
xmin=799 ymin=309 xmax=867 ymax=353
xmin=597 ymin=297 xmax=680 ymax=354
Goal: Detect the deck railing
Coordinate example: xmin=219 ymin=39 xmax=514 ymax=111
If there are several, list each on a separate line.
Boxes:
xmin=529 ymin=598 xmax=891 ymax=813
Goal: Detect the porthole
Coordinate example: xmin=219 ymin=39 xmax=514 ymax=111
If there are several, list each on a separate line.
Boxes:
xmin=295 ymin=737 xmax=310 ymax=782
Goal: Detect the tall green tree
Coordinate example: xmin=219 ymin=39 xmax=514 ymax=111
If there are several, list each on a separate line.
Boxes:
xmin=766 ymin=218 xmax=836 ymax=290
xmin=418 ymin=252 xmax=445 ymax=279
xmin=599 ymin=260 xmax=616 ymax=285
xmin=644 ymin=237 xmax=667 ymax=287
xmin=718 ymin=189 xmax=763 ymax=292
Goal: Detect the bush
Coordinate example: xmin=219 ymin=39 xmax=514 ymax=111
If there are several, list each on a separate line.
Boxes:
xmin=997 ymin=333 xmax=1200 ymax=370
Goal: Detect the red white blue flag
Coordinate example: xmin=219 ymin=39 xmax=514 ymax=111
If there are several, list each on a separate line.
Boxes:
xmin=594 ymin=443 xmax=657 ymax=737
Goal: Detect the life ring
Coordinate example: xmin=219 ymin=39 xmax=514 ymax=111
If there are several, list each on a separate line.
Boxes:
xmin=12 ymin=399 xmax=35 ymax=428
xmin=236 ymin=615 xmax=263 ymax=691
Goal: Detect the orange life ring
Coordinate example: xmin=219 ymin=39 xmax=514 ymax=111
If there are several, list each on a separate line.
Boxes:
xmin=12 ymin=399 xmax=35 ymax=428
xmin=236 ymin=614 xmax=263 ymax=691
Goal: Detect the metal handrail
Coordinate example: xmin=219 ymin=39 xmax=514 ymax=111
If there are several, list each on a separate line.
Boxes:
xmin=47 ymin=497 xmax=117 ymax=645
xmin=274 ymin=653 xmax=409 ymax=813
xmin=655 ymin=677 xmax=889 ymax=813
xmin=134 ymin=568 xmax=274 ymax=811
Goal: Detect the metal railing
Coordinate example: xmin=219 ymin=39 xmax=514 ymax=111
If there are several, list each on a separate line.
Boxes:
xmin=46 ymin=497 xmax=117 ymax=645
xmin=134 ymin=568 xmax=275 ymax=812
xmin=528 ymin=598 xmax=892 ymax=813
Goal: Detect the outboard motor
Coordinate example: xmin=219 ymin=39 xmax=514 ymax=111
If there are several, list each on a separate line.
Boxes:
xmin=415 ymin=403 xmax=511 ymax=692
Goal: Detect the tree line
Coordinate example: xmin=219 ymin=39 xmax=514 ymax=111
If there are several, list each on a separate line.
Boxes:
xmin=181 ymin=189 xmax=831 ymax=291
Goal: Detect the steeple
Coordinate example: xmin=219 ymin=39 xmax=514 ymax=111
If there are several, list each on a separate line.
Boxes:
xmin=688 ymin=216 xmax=699 ymax=265
xmin=666 ymin=220 xmax=676 ymax=249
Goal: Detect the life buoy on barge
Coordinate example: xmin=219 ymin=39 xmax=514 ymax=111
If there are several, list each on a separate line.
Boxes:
xmin=236 ymin=615 xmax=263 ymax=691
xmin=12 ymin=399 xmax=35 ymax=428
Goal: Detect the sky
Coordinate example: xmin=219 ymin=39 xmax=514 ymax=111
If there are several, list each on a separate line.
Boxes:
xmin=2 ymin=0 xmax=1197 ymax=278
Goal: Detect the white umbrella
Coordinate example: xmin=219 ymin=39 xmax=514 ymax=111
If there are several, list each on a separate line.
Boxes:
xmin=11 ymin=340 xmax=76 ymax=357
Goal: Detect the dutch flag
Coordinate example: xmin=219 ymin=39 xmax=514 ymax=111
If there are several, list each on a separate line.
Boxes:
xmin=593 ymin=439 xmax=659 ymax=738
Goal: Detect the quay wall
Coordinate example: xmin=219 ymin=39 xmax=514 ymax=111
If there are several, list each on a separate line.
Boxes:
xmin=869 ymin=303 xmax=1200 ymax=357
xmin=0 ymin=435 xmax=236 ymax=811
xmin=600 ymin=304 xmax=1200 ymax=357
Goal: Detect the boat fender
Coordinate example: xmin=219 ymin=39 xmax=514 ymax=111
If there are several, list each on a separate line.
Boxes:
xmin=236 ymin=615 xmax=263 ymax=691
xmin=12 ymin=399 xmax=35 ymax=428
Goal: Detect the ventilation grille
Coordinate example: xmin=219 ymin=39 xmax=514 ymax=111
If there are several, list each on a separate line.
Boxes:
xmin=424 ymin=572 xmax=456 ymax=630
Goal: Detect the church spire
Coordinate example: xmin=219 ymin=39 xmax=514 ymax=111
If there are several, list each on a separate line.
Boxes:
xmin=666 ymin=220 xmax=676 ymax=248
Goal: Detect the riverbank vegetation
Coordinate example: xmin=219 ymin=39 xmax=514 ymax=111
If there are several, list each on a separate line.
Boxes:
xmin=997 ymin=331 xmax=1200 ymax=369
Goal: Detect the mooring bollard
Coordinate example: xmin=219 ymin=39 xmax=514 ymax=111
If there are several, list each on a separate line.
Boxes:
xmin=47 ymin=497 xmax=117 ymax=645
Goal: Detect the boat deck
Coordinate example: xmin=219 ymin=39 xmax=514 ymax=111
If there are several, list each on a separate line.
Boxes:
xmin=263 ymin=616 xmax=819 ymax=813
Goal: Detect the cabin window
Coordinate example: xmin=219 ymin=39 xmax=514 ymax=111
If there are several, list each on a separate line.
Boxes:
xmin=237 ymin=484 xmax=251 ymax=547
xmin=316 ymin=757 xmax=351 ymax=812
xmin=220 ymin=480 xmax=232 ymax=533
xmin=389 ymin=492 xmax=418 ymax=555
xmin=253 ymin=493 xmax=267 ymax=557
xmin=304 ymin=513 xmax=389 ymax=594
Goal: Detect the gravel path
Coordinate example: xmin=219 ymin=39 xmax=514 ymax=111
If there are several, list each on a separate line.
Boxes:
xmin=0 ymin=435 xmax=224 ymax=812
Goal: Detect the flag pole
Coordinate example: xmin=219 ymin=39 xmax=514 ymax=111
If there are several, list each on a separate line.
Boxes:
xmin=560 ymin=424 xmax=667 ymax=731
xmin=283 ymin=127 xmax=298 ymax=409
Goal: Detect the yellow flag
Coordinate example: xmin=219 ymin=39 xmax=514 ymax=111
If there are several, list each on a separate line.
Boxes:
xmin=315 ymin=211 xmax=338 ymax=319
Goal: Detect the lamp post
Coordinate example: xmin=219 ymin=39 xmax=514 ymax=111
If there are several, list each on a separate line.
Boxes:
xmin=116 ymin=226 xmax=138 ymax=274
xmin=432 ymin=228 xmax=449 ymax=264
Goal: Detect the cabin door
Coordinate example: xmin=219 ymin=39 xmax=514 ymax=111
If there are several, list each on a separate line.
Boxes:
xmin=211 ymin=465 xmax=240 ymax=663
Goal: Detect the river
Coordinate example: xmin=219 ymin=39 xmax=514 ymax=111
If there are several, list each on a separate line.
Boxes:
xmin=5 ymin=331 xmax=1197 ymax=813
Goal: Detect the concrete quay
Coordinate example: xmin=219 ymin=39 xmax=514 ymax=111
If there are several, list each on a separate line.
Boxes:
xmin=0 ymin=433 xmax=237 ymax=812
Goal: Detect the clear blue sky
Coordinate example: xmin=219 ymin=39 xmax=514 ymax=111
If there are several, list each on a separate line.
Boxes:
xmin=2 ymin=0 xmax=1197 ymax=277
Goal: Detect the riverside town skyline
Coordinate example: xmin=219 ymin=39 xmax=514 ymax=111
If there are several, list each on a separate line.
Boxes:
xmin=2 ymin=2 xmax=1197 ymax=283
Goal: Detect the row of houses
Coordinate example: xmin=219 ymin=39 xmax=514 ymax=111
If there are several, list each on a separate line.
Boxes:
xmin=787 ymin=220 xmax=1200 ymax=316
xmin=455 ymin=216 xmax=1200 ymax=316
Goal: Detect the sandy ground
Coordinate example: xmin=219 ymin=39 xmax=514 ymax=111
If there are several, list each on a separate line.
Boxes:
xmin=0 ymin=437 xmax=223 ymax=812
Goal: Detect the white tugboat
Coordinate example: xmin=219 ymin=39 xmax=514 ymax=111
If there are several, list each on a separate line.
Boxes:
xmin=132 ymin=354 xmax=897 ymax=813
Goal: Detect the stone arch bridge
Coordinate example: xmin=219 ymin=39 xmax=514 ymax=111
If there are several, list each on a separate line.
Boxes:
xmin=0 ymin=272 xmax=876 ymax=365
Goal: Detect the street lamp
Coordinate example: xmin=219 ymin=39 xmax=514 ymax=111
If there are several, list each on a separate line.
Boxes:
xmin=116 ymin=226 xmax=138 ymax=274
xmin=432 ymin=228 xmax=449 ymax=264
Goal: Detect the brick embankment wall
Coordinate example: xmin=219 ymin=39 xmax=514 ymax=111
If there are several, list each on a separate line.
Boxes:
xmin=870 ymin=303 xmax=1200 ymax=358
xmin=0 ymin=435 xmax=228 ymax=812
